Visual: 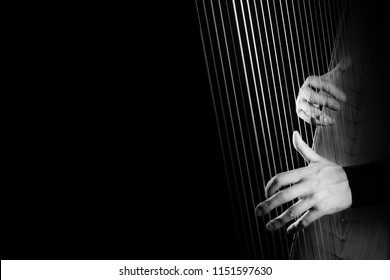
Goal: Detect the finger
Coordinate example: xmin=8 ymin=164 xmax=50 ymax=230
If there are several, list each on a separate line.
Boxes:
xmin=264 ymin=167 xmax=309 ymax=199
xmin=297 ymin=100 xmax=335 ymax=126
xmin=297 ymin=108 xmax=311 ymax=124
xmin=286 ymin=209 xmax=322 ymax=234
xmin=256 ymin=183 xmax=308 ymax=216
xmin=297 ymin=96 xmax=323 ymax=117
xmin=297 ymin=106 xmax=334 ymax=126
xmin=265 ymin=199 xmax=313 ymax=231
xmin=299 ymin=85 xmax=341 ymax=111
xmin=305 ymin=76 xmax=347 ymax=102
xmin=298 ymin=110 xmax=329 ymax=126
xmin=293 ymin=131 xmax=323 ymax=163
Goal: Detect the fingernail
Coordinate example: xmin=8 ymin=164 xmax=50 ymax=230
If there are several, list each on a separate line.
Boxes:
xmin=287 ymin=226 xmax=298 ymax=235
xmin=323 ymin=117 xmax=334 ymax=125
xmin=266 ymin=222 xmax=274 ymax=231
xmin=256 ymin=207 xmax=263 ymax=216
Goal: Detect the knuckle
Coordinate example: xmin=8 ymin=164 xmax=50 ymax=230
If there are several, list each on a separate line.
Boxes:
xmin=262 ymin=200 xmax=272 ymax=213
xmin=273 ymin=218 xmax=282 ymax=227
xmin=307 ymin=92 xmax=314 ymax=103
xmin=296 ymin=94 xmax=303 ymax=104
xmin=309 ymin=195 xmax=319 ymax=206
xmin=305 ymin=76 xmax=314 ymax=84
xmin=275 ymin=191 xmax=285 ymax=202
xmin=319 ymin=76 xmax=327 ymax=84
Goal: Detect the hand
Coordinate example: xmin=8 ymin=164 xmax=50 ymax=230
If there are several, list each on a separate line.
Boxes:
xmin=296 ymin=57 xmax=351 ymax=126
xmin=255 ymin=131 xmax=352 ymax=234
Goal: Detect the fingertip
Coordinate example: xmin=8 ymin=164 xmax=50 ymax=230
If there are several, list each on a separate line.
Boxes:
xmin=255 ymin=205 xmax=263 ymax=216
xmin=323 ymin=116 xmax=335 ymax=126
xmin=266 ymin=222 xmax=274 ymax=231
xmin=292 ymin=131 xmax=300 ymax=149
xmin=286 ymin=225 xmax=296 ymax=235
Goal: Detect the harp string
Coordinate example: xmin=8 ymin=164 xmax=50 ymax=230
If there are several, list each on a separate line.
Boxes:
xmin=296 ymin=0 xmax=321 ymax=259
xmin=199 ymin=0 xmax=254 ymax=257
xmin=247 ymin=1 xmax=288 ymax=258
xmin=334 ymin=0 xmax=348 ymax=259
xmin=268 ymin=0 xmax=299 ymax=258
xmin=195 ymin=0 xmax=246 ymax=257
xmin=235 ymin=0 xmax=287 ymax=259
xmin=212 ymin=0 xmax=263 ymax=259
xmin=333 ymin=0 xmax=349 ymax=259
xmin=322 ymin=0 xmax=338 ymax=259
xmin=286 ymin=0 xmax=314 ymax=258
xmin=342 ymin=0 xmax=361 ymax=251
xmin=273 ymin=0 xmax=300 ymax=172
xmin=319 ymin=0 xmax=338 ymax=259
xmin=308 ymin=0 xmax=334 ymax=260
xmin=326 ymin=0 xmax=343 ymax=260
xmin=280 ymin=0 xmax=309 ymax=259
xmin=311 ymin=0 xmax=349 ymax=259
xmin=224 ymin=0 xmax=276 ymax=258
xmin=263 ymin=0 xmax=292 ymax=179
xmin=234 ymin=0 xmax=285 ymax=258
xmin=262 ymin=0 xmax=294 ymax=257
xmin=258 ymin=2 xmax=299 ymax=258
xmin=337 ymin=0 xmax=362 ymax=258
xmin=239 ymin=0 xmax=284 ymax=258
xmin=256 ymin=0 xmax=288 ymax=257
xmin=211 ymin=0 xmax=267 ymax=259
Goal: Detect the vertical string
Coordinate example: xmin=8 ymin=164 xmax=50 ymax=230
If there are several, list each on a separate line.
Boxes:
xmin=209 ymin=0 xmax=264 ymax=259
xmin=280 ymin=0 xmax=309 ymax=259
xmin=225 ymin=0 xmax=276 ymax=259
xmin=202 ymin=0 xmax=255 ymax=258
xmin=252 ymin=0 xmax=289 ymax=259
xmin=236 ymin=0 xmax=287 ymax=259
xmin=342 ymin=0 xmax=361 ymax=253
xmin=337 ymin=0 xmax=361 ymax=260
xmin=328 ymin=0 xmax=350 ymax=259
xmin=322 ymin=0 xmax=338 ymax=260
xmin=232 ymin=0 xmax=276 ymax=258
xmin=239 ymin=0 xmax=285 ymax=258
xmin=308 ymin=0 xmax=332 ymax=260
xmin=265 ymin=0 xmax=296 ymax=255
xmin=269 ymin=0 xmax=300 ymax=257
xmin=295 ymin=0 xmax=320 ymax=259
xmin=271 ymin=0 xmax=299 ymax=170
xmin=332 ymin=0 xmax=347 ymax=260
xmin=288 ymin=0 xmax=314 ymax=258
xmin=327 ymin=0 xmax=345 ymax=260
xmin=194 ymin=0 xmax=245 ymax=258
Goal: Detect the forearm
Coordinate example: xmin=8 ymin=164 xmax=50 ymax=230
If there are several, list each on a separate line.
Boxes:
xmin=343 ymin=157 xmax=390 ymax=208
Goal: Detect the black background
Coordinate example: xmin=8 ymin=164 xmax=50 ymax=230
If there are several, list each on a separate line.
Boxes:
xmin=2 ymin=2 xmax=242 ymax=259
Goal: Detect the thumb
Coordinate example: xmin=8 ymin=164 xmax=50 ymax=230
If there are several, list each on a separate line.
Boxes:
xmin=292 ymin=131 xmax=322 ymax=163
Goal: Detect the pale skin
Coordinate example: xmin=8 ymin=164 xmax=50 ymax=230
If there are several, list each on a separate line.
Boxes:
xmin=296 ymin=57 xmax=351 ymax=126
xmin=255 ymin=58 xmax=353 ymax=234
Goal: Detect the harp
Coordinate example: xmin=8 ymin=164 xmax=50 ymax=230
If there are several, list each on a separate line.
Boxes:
xmin=196 ymin=0 xmax=390 ymax=259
